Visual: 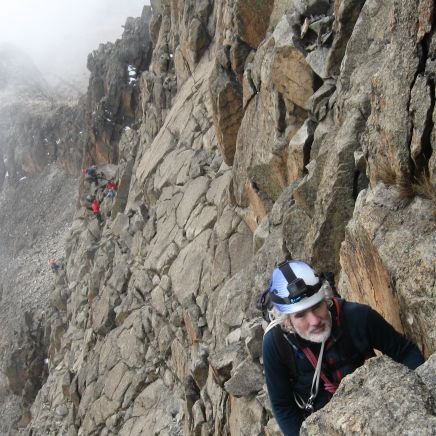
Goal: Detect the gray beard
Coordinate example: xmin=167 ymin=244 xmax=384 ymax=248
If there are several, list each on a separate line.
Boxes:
xmin=295 ymin=314 xmax=332 ymax=343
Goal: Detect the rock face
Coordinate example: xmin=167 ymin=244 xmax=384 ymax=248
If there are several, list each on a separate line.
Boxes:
xmin=85 ymin=8 xmax=153 ymax=165
xmin=301 ymin=355 xmax=436 ymax=435
xmin=1 ymin=0 xmax=434 ymax=435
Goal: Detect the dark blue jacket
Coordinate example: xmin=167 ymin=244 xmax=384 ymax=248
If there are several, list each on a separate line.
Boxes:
xmin=262 ymin=299 xmax=424 ymax=436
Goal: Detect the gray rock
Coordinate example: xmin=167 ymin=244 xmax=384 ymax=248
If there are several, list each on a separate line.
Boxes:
xmin=185 ymin=204 xmax=217 ymax=241
xmin=209 ymin=343 xmax=245 ymax=387
xmin=409 ymin=74 xmax=432 ymax=163
xmin=287 ymin=119 xmax=315 ymax=182
xmin=225 ymin=328 xmax=241 ymax=345
xmin=242 ymin=319 xmax=264 ymax=360
xmin=191 ymin=348 xmax=209 ymax=390
xmin=253 ymin=216 xmax=271 ymax=252
xmin=224 ymin=359 xmax=264 ymax=397
xmin=305 ymin=47 xmax=330 ymax=79
xmin=192 ymin=400 xmax=206 ymax=434
xmin=55 ymin=404 xmax=68 ymax=417
xmin=122 ymin=379 xmax=181 ymax=435
xmin=168 ymin=230 xmax=212 ymax=303
xmin=151 ymin=286 xmax=167 ymax=316
xmin=416 ymin=353 xmax=436 ymax=400
xmin=301 ymin=356 xmax=436 ymax=435
xmin=183 ymin=303 xmax=202 ymax=343
xmin=110 ymin=213 xmax=130 ymax=239
xmin=228 ymin=225 xmax=252 ymax=275
xmin=176 ymin=176 xmax=209 ymax=228
xmin=290 ymin=0 xmax=331 ymax=16
xmin=265 ymin=417 xmax=282 ymax=436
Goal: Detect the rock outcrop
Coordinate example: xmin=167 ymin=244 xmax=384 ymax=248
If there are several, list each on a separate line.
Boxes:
xmin=84 ymin=8 xmax=153 ymax=165
xmin=0 ymin=44 xmax=85 ymax=183
xmin=301 ymin=356 xmax=436 ymax=435
xmin=0 ymin=0 xmax=434 ymax=434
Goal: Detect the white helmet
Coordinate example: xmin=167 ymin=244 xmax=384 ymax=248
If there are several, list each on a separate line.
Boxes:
xmin=268 ymin=260 xmax=329 ymax=314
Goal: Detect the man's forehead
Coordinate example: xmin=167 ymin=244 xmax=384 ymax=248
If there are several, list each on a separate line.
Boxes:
xmin=290 ymin=300 xmax=324 ymax=317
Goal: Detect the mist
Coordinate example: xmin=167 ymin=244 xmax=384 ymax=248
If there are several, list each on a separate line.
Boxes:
xmin=0 ymin=0 xmax=150 ymax=89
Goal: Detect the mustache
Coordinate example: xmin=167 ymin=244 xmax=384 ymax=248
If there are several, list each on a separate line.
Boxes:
xmin=308 ymin=319 xmax=330 ymax=333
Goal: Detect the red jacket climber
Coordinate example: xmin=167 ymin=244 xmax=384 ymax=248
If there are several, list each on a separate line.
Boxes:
xmin=106 ymin=180 xmax=118 ymax=190
xmin=104 ymin=180 xmax=118 ymax=198
xmin=90 ymin=198 xmax=100 ymax=214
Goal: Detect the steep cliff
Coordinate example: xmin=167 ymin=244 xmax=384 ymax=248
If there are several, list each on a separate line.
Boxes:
xmin=2 ymin=0 xmax=435 ymax=434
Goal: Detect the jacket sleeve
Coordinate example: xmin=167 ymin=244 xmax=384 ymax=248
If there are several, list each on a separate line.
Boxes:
xmin=262 ymin=330 xmax=303 ymax=436
xmin=362 ymin=305 xmax=424 ymax=369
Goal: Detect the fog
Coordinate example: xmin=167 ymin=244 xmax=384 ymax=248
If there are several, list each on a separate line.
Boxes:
xmin=0 ymin=0 xmax=150 ymax=88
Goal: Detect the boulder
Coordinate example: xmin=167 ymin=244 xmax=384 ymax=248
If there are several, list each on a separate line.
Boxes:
xmin=209 ymin=62 xmax=243 ymax=165
xmin=224 ymin=359 xmax=264 ymax=397
xmin=228 ymin=396 xmax=263 ymax=435
xmin=271 ymin=17 xmax=314 ymax=111
xmin=234 ymin=0 xmax=275 ymax=49
xmin=209 ymin=343 xmax=245 ymax=387
xmin=188 ymin=17 xmax=210 ymax=61
xmin=416 ymin=352 xmax=436 ymax=397
xmin=301 ymin=356 xmax=436 ymax=435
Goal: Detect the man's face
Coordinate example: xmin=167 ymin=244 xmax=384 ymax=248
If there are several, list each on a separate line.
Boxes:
xmin=289 ymin=300 xmax=332 ymax=343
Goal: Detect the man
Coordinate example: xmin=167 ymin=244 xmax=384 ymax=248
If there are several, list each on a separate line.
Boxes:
xmin=90 ymin=198 xmax=103 ymax=224
xmin=48 ymin=258 xmax=59 ymax=273
xmin=82 ymin=165 xmax=102 ymax=185
xmin=261 ymin=259 xmax=424 ymax=436
xmin=104 ymin=179 xmax=118 ymax=199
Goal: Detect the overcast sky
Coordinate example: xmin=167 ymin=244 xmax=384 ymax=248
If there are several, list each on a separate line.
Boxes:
xmin=0 ymin=0 xmax=149 ymax=84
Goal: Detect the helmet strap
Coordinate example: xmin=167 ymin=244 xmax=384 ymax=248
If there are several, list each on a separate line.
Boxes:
xmin=277 ymin=260 xmax=297 ymax=283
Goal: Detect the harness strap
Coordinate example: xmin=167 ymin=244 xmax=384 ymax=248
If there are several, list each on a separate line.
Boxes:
xmin=294 ymin=340 xmax=326 ymax=412
xmin=332 ymin=297 xmax=341 ymax=327
xmin=301 ymin=347 xmax=338 ymax=394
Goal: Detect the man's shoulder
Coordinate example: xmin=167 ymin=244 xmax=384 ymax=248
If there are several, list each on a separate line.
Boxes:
xmin=339 ymin=299 xmax=373 ymax=325
xmin=263 ymin=325 xmax=281 ymax=348
xmin=263 ymin=326 xmax=294 ymax=353
xmin=340 ymin=299 xmax=371 ymax=313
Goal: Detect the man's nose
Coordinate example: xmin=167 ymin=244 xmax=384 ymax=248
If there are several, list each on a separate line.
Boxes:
xmin=306 ymin=311 xmax=321 ymax=325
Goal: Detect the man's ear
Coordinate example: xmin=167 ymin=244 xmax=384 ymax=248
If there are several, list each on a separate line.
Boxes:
xmin=284 ymin=315 xmax=295 ymax=332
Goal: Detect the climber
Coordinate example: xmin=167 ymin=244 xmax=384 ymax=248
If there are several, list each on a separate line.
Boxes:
xmin=83 ymin=194 xmax=95 ymax=208
xmin=82 ymin=165 xmax=103 ymax=185
xmin=259 ymin=259 xmax=424 ymax=436
xmin=90 ymin=198 xmax=103 ymax=224
xmin=103 ymin=179 xmax=118 ymax=199
xmin=48 ymin=258 xmax=60 ymax=273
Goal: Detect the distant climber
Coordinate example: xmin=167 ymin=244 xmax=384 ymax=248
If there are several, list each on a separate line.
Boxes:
xmin=103 ymin=179 xmax=118 ymax=199
xmin=82 ymin=165 xmax=104 ymax=185
xmin=48 ymin=258 xmax=60 ymax=273
xmin=258 ymin=259 xmax=424 ymax=436
xmin=90 ymin=198 xmax=103 ymax=224
xmin=83 ymin=194 xmax=95 ymax=208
